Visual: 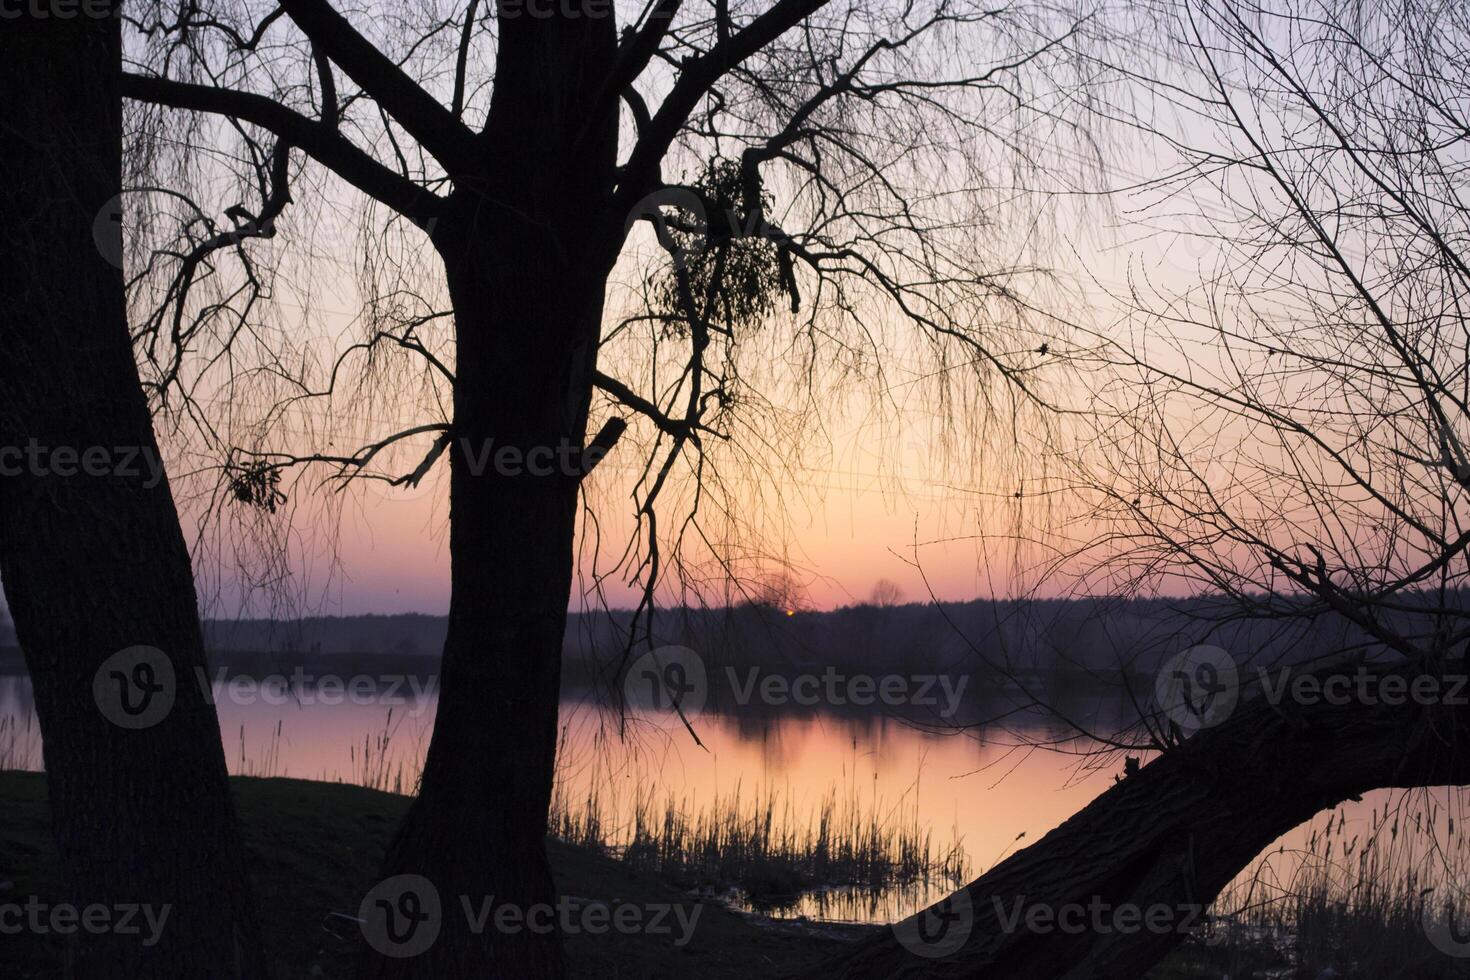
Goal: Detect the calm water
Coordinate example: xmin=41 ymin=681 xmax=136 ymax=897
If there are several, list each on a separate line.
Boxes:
xmin=3 ymin=674 xmax=1468 ymax=925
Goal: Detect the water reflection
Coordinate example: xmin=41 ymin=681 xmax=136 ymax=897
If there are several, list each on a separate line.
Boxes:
xmin=3 ymin=674 xmax=1470 ymax=929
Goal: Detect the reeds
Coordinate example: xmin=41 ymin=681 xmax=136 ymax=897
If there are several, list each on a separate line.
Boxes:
xmin=1186 ymin=793 xmax=1470 ymax=977
xmin=235 ymin=719 xmax=283 ymax=778
xmin=347 ymin=708 xmax=424 ymax=795
xmin=548 ymin=766 xmax=971 ymax=913
xmin=0 ymin=711 xmax=39 ymax=770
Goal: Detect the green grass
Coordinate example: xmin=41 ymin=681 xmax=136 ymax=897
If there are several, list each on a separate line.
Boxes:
xmin=0 ymin=771 xmax=855 ymax=979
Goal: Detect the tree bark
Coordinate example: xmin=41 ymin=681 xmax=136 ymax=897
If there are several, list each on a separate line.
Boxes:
xmin=356 ymin=13 xmax=619 ymax=978
xmin=822 ymin=668 xmax=1470 ymax=979
xmin=0 ymin=6 xmax=267 ymax=978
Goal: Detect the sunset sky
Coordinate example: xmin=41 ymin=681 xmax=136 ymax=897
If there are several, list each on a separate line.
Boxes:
xmin=0 ymin=32 xmax=1230 ymax=626
xmin=132 ymin=149 xmax=1203 ymax=622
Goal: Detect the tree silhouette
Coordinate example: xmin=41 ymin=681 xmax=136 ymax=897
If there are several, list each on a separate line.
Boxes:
xmin=0 ymin=5 xmax=264 ymax=976
xmin=870 ymin=578 xmax=905 ymax=607
xmin=831 ymin=0 xmax=1470 ymax=973
xmin=114 ymin=0 xmax=1094 ymax=975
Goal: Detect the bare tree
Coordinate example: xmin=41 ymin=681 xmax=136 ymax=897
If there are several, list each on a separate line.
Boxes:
xmin=112 ymin=0 xmax=1097 ymax=975
xmin=870 ymin=577 xmax=905 ymax=606
xmin=830 ymin=0 xmax=1470 ymax=974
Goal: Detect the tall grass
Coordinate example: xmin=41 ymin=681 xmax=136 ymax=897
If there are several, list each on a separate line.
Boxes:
xmin=234 ymin=719 xmax=284 ymax=777
xmin=549 ymin=764 xmax=970 ymax=914
xmin=1175 ymin=793 xmax=1470 ymax=978
xmin=347 ymin=708 xmax=424 ymax=795
xmin=0 ymin=711 xmax=39 ymax=770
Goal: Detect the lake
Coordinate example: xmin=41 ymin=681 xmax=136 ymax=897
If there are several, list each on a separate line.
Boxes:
xmin=3 ymin=673 xmax=1468 ymax=928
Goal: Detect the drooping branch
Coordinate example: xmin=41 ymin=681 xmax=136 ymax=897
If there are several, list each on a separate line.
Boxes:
xmin=235 ymin=422 xmax=453 ymax=493
xmin=138 ymin=140 xmax=295 ymax=397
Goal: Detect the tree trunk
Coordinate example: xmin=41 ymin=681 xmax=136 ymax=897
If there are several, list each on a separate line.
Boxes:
xmin=356 ymin=253 xmax=609 ymax=980
xmin=0 ymin=6 xmax=267 ymax=979
xmin=356 ymin=14 xmax=619 ymax=978
xmin=822 ymin=668 xmax=1470 ymax=978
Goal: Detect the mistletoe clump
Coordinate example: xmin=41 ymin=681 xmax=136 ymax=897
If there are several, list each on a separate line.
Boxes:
xmin=655 ymin=159 xmax=786 ymax=334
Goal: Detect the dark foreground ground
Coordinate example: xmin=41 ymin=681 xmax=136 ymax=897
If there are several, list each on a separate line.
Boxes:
xmin=0 ymin=770 xmax=1296 ymax=978
xmin=0 ymin=771 xmax=859 ymax=979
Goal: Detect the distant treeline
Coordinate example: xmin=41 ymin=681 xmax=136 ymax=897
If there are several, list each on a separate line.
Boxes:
xmin=3 ymin=593 xmax=1463 ymax=691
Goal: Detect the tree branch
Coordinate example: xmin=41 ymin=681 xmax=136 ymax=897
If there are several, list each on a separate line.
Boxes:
xmin=121 ymin=73 xmax=444 ymax=221
xmin=451 ymin=0 xmax=482 ymax=120
xmin=594 ymin=370 xmax=692 ymax=439
xmin=612 ymin=0 xmax=830 ymax=218
xmin=278 ymin=0 xmax=479 ymax=171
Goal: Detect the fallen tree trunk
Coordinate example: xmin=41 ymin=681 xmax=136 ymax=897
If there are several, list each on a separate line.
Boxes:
xmin=823 ymin=666 xmax=1469 ymax=978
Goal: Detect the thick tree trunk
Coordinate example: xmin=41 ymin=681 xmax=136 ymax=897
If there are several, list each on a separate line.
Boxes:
xmin=0 ymin=6 xmax=267 ymax=979
xmin=356 ymin=14 xmax=619 ymax=979
xmin=822 ymin=667 xmax=1470 ymax=979
xmin=356 ymin=262 xmax=608 ymax=980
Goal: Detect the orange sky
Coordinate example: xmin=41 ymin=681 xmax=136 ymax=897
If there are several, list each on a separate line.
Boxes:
xmin=232 ymin=387 xmax=1045 ymax=617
